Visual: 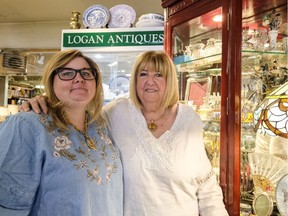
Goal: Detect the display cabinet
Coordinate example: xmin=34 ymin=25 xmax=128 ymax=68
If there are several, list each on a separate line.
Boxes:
xmin=162 ymin=0 xmax=236 ymax=214
xmin=162 ymin=0 xmax=287 ymax=215
xmin=240 ymin=2 xmax=287 ymax=216
xmin=171 ymin=6 xmax=223 ymax=180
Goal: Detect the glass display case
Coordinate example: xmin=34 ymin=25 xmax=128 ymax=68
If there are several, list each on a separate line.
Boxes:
xmin=240 ymin=2 xmax=288 ymax=216
xmin=161 ymin=0 xmax=233 ymax=209
xmin=162 ymin=0 xmax=287 ymax=215
xmin=85 ymin=52 xmax=139 ymax=104
xmin=171 ymin=6 xmax=223 ymax=179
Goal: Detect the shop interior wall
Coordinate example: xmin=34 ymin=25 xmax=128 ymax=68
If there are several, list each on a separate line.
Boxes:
xmin=0 ymin=22 xmax=66 ymax=106
xmin=0 ymin=22 xmax=67 ymax=49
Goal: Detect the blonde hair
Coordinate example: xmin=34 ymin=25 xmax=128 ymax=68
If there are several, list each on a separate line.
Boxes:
xmin=129 ymin=51 xmax=179 ymax=109
xmin=41 ymin=49 xmax=104 ymax=131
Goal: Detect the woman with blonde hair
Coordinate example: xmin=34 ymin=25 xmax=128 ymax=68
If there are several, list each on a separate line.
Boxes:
xmin=103 ymin=51 xmax=227 ymax=215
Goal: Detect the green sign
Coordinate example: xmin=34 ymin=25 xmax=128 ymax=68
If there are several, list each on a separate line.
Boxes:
xmin=62 ymin=30 xmax=164 ymax=48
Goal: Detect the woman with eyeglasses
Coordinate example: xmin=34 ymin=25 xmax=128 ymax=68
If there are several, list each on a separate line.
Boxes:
xmin=0 ymin=49 xmax=123 ymax=216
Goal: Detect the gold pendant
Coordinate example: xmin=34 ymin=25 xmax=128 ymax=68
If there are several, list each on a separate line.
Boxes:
xmin=148 ymin=121 xmax=157 ymax=131
xmin=85 ymin=137 xmax=96 ymax=150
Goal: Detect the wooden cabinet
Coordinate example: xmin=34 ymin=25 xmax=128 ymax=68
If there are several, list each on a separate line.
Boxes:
xmin=162 ymin=0 xmax=287 ymax=215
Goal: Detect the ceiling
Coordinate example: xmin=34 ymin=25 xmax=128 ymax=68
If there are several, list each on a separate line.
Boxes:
xmin=0 ymin=0 xmax=164 ymax=24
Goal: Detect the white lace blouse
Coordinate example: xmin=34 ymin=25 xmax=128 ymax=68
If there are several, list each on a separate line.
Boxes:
xmin=102 ymin=97 xmax=228 ymax=216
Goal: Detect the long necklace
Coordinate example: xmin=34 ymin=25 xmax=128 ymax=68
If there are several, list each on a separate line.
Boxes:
xmin=146 ymin=109 xmax=167 ymax=132
xmin=74 ymin=115 xmax=96 ymax=150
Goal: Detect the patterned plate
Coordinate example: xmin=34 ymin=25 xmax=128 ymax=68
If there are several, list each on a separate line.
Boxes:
xmin=82 ymin=5 xmax=110 ymax=28
xmin=135 ymin=19 xmax=164 ymax=27
xmin=276 ymin=174 xmax=288 ymax=216
xmin=108 ymin=4 xmax=136 ymax=28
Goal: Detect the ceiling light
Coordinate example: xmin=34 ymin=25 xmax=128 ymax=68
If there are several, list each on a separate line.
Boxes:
xmin=213 ymin=15 xmax=222 ymax=22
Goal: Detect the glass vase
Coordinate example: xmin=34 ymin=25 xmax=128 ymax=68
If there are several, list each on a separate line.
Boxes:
xmin=268 ymin=30 xmax=278 ymax=50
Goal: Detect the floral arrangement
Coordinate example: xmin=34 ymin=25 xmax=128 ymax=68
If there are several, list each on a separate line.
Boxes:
xmin=262 ymin=10 xmax=282 ymax=31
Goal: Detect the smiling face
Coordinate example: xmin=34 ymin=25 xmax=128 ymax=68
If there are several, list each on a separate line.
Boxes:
xmin=136 ymin=67 xmax=166 ymax=109
xmin=129 ymin=51 xmax=179 ymax=110
xmin=53 ymin=57 xmax=96 ymax=109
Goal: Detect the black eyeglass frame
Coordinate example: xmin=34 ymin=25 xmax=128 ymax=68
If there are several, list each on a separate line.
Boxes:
xmin=53 ymin=67 xmax=97 ymax=81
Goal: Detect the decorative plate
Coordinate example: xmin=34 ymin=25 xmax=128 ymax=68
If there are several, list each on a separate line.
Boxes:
xmin=82 ymin=5 xmax=110 ymax=28
xmin=108 ymin=4 xmax=136 ymax=28
xmin=138 ymin=13 xmax=164 ymax=21
xmin=135 ymin=19 xmax=164 ymax=28
xmin=276 ymin=174 xmax=288 ymax=216
xmin=252 ymin=192 xmax=274 ymax=216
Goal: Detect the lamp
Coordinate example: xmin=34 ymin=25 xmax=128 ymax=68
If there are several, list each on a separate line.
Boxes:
xmin=254 ymin=82 xmax=288 ymax=139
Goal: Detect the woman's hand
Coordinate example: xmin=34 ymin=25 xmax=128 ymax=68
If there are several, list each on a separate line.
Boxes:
xmin=19 ymin=95 xmax=48 ymax=114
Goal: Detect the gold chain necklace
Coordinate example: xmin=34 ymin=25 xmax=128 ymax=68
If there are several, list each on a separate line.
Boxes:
xmin=146 ymin=109 xmax=167 ymax=132
xmin=78 ymin=130 xmax=96 ymax=150
xmin=73 ymin=114 xmax=96 ymax=150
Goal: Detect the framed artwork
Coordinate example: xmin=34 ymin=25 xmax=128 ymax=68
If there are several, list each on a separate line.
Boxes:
xmin=185 ymin=76 xmax=212 ymax=108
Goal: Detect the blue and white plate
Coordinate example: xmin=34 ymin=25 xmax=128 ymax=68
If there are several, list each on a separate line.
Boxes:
xmin=82 ymin=5 xmax=110 ymax=28
xmin=108 ymin=4 xmax=136 ymax=28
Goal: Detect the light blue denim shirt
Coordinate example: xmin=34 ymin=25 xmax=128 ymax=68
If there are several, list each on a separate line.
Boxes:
xmin=0 ymin=111 xmax=123 ymax=216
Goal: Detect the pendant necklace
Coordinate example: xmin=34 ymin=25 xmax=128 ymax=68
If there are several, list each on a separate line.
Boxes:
xmin=146 ymin=109 xmax=167 ymax=132
xmin=73 ymin=115 xmax=97 ymax=150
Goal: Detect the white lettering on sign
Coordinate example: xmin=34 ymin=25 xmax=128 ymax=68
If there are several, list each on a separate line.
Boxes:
xmin=67 ymin=35 xmax=104 ymax=44
xmin=65 ymin=32 xmax=164 ymax=46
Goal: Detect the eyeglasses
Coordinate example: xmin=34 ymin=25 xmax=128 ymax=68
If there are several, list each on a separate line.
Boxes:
xmin=54 ymin=68 xmax=97 ymax=80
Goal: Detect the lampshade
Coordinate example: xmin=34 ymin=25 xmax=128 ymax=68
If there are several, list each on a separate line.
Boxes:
xmin=254 ymin=82 xmax=288 ymax=139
